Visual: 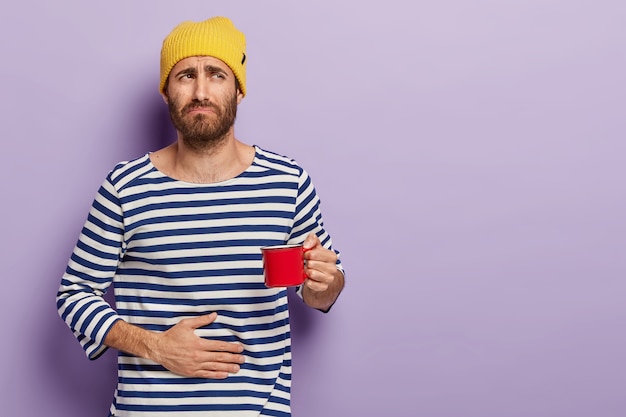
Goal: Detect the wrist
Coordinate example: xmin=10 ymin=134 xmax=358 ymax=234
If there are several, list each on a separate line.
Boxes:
xmin=105 ymin=320 xmax=161 ymax=361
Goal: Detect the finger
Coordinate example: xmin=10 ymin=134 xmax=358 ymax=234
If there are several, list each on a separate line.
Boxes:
xmin=206 ymin=351 xmax=246 ymax=365
xmin=303 ymin=232 xmax=320 ymax=250
xmin=305 ymin=247 xmax=338 ymax=264
xmin=304 ymin=277 xmax=329 ymax=292
xmin=185 ymin=312 xmax=218 ymax=329
xmin=193 ymin=353 xmax=245 ymax=374
xmin=189 ymin=359 xmax=244 ymax=379
xmin=195 ymin=370 xmax=233 ymax=379
xmin=303 ymin=269 xmax=333 ymax=290
xmin=194 ymin=354 xmax=244 ymax=368
xmin=199 ymin=339 xmax=245 ymax=354
xmin=207 ymin=341 xmax=243 ymax=353
xmin=305 ymin=260 xmax=338 ymax=279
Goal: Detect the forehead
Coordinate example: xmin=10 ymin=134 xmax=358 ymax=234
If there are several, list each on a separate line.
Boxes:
xmin=171 ymin=56 xmax=234 ymax=76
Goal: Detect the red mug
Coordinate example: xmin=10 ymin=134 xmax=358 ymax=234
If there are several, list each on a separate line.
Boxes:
xmin=261 ymin=244 xmax=311 ymax=287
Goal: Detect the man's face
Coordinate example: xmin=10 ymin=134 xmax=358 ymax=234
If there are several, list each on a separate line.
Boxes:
xmin=163 ymin=56 xmax=243 ymax=150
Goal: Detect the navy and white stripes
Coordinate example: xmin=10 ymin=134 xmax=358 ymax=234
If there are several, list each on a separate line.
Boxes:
xmin=57 ymin=146 xmax=342 ymax=416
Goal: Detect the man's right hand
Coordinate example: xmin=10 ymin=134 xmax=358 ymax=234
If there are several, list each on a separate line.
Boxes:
xmin=152 ymin=312 xmax=245 ymax=378
xmin=105 ymin=312 xmax=245 ymax=379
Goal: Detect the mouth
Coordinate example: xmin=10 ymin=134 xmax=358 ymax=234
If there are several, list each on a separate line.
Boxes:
xmin=186 ymin=106 xmax=216 ymax=115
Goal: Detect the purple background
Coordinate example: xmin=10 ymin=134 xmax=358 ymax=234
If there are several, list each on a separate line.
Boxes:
xmin=1 ymin=1 xmax=625 ymax=416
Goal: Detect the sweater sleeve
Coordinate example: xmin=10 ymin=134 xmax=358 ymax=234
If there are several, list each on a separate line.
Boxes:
xmin=288 ymin=167 xmax=344 ymax=299
xmin=56 ymin=175 xmax=124 ymax=360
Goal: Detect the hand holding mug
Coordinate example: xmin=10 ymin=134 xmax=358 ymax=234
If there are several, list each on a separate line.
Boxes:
xmin=301 ymin=233 xmax=341 ymax=293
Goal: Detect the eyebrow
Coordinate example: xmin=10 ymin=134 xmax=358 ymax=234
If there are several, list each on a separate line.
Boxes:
xmin=204 ymin=65 xmax=227 ymax=75
xmin=174 ymin=65 xmax=228 ymax=78
xmin=174 ymin=67 xmax=195 ymax=78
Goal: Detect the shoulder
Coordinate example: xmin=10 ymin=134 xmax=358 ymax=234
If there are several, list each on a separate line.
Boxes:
xmin=106 ymin=154 xmax=154 ymax=191
xmin=253 ymin=146 xmax=304 ymax=178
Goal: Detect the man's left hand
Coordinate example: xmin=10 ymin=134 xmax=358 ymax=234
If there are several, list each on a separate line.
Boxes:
xmin=301 ymin=233 xmax=344 ymax=311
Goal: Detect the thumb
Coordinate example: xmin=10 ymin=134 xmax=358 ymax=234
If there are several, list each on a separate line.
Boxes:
xmin=303 ymin=232 xmax=319 ymax=250
xmin=186 ymin=312 xmax=218 ymax=329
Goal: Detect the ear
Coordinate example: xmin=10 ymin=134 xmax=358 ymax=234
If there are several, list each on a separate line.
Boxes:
xmin=160 ymin=90 xmax=169 ymax=105
xmin=236 ymin=89 xmax=244 ymax=105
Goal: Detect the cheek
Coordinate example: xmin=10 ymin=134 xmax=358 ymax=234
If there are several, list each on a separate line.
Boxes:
xmin=168 ymin=94 xmax=187 ymax=112
xmin=167 ymin=85 xmax=193 ymax=106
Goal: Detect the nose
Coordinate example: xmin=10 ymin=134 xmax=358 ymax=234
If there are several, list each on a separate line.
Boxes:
xmin=192 ymin=76 xmax=210 ymax=102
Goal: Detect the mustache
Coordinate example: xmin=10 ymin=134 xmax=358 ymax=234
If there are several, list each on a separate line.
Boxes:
xmin=182 ymin=101 xmax=220 ymax=114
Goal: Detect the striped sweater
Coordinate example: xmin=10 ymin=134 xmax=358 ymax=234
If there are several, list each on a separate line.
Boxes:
xmin=56 ymin=146 xmax=342 ymax=416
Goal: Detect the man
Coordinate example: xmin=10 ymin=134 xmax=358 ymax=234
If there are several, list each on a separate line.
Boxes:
xmin=56 ymin=16 xmax=344 ymax=416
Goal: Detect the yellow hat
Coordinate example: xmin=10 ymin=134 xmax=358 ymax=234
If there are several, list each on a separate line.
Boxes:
xmin=160 ymin=17 xmax=247 ymax=96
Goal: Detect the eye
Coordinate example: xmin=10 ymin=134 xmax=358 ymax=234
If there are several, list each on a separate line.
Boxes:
xmin=211 ymin=73 xmax=226 ymax=79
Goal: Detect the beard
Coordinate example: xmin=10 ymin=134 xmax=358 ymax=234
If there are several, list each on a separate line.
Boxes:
xmin=168 ymin=91 xmax=238 ymax=151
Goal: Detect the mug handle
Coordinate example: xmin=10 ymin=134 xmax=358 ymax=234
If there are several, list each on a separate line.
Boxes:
xmin=302 ymin=246 xmax=312 ymax=280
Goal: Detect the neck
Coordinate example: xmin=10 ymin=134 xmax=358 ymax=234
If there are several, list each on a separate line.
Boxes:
xmin=150 ymin=129 xmax=255 ymax=184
